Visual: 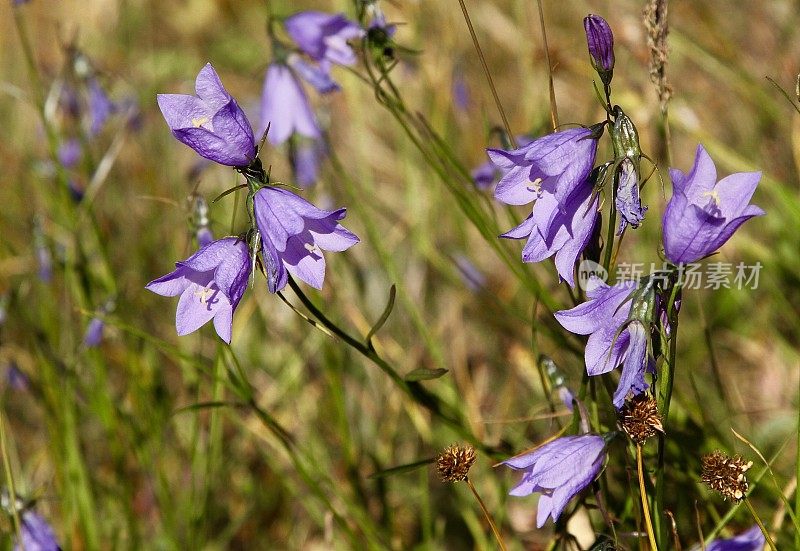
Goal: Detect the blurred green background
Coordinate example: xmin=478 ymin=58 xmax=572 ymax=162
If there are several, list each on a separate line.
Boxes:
xmin=1 ymin=0 xmax=799 ymax=548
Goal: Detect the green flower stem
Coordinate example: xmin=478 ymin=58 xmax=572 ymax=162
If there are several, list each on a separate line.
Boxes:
xmin=0 ymin=413 xmax=24 ymax=550
xmin=286 ymin=278 xmax=493 ymax=456
xmin=744 ymin=497 xmax=777 ymax=551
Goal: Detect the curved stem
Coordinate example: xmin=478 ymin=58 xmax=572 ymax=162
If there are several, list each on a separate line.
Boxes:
xmin=466 ymin=478 xmax=508 ymax=551
xmin=637 ymin=444 xmax=659 ymax=551
xmin=535 ymin=0 xmax=559 ymax=130
xmin=744 ymin=497 xmax=777 ymax=551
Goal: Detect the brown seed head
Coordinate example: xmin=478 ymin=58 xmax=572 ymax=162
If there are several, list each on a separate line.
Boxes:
xmin=701 ymin=450 xmax=753 ymax=502
xmin=619 ymin=395 xmax=664 ymax=445
xmin=436 ymin=444 xmax=476 ymax=483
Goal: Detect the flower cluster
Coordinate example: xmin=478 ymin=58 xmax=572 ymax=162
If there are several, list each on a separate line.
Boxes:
xmin=151 ymin=64 xmax=358 ymax=343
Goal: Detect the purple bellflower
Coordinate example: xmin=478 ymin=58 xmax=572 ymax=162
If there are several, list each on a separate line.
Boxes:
xmin=145 ymin=238 xmax=251 ymax=343
xmin=472 ymin=135 xmax=534 ymax=189
xmin=15 ymin=511 xmax=61 ymax=551
xmin=157 ymin=63 xmax=256 ymax=167
xmin=57 ymin=139 xmax=82 ymax=168
xmin=285 ymin=11 xmax=365 ymax=68
xmin=663 ymin=145 xmax=763 ymax=265
xmin=288 ymin=54 xmax=340 ymax=95
xmin=87 ymin=78 xmax=115 ymax=135
xmin=253 ymin=187 xmax=359 ymax=293
xmin=554 ymin=277 xmax=651 ymax=408
xmin=489 ymin=127 xmax=599 ymax=207
xmin=500 ymin=182 xmax=600 ymax=287
xmin=616 ymin=158 xmax=647 ymax=234
xmin=83 ymin=317 xmax=105 ymax=348
xmin=503 ymin=434 xmax=606 ymax=528
xmin=292 ymin=138 xmax=327 ymax=188
xmin=260 ymin=63 xmax=321 ymax=146
xmin=584 ymin=15 xmax=614 ymax=78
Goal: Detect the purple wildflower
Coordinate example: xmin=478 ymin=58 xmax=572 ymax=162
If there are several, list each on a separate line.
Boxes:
xmin=87 ymin=78 xmax=115 ymax=135
xmin=489 ymin=127 xmax=599 ymax=207
xmin=253 ymin=187 xmax=359 ymax=293
xmin=157 ymin=63 xmax=256 ymax=167
xmin=453 ymin=254 xmax=486 ymax=291
xmin=288 ymin=54 xmax=340 ymax=94
xmin=701 ymin=526 xmax=765 ymax=551
xmin=583 ymin=15 xmax=615 ymax=75
xmin=554 ymin=277 xmax=651 ymax=408
xmin=616 ymin=158 xmax=647 ymax=234
xmin=15 ymin=511 xmax=61 ymax=551
xmin=500 ymin=182 xmax=599 ymax=287
xmin=471 ymin=160 xmax=496 ymax=190
xmin=83 ymin=317 xmax=105 ymax=348
xmin=292 ymin=138 xmax=326 ymax=188
xmin=503 ymin=434 xmax=606 ymax=527
xmin=260 ymin=63 xmax=321 ymax=146
xmin=663 ymin=145 xmax=764 ymax=264
xmin=452 ymin=73 xmax=470 ymax=112
xmin=6 ymin=363 xmax=30 ymax=392
xmin=285 ymin=11 xmax=365 ymax=67
xmin=145 ymin=238 xmax=251 ymax=343
xmin=57 ymin=139 xmax=82 ymax=168
xmin=36 ymin=244 xmax=52 ymax=283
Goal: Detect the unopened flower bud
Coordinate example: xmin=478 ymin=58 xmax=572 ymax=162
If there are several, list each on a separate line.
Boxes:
xmin=584 ymin=15 xmax=615 ymax=84
xmin=610 ymin=106 xmax=641 ymax=160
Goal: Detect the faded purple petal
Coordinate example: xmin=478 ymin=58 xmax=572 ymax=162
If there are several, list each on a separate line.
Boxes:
xmin=83 ymin=317 xmax=105 ymax=348
xmin=292 ymin=139 xmax=326 ymax=188
xmin=58 ymin=139 xmax=82 ymax=168
xmin=616 ymin=158 xmax=646 ymax=234
xmin=15 ymin=511 xmax=60 ymax=551
xmin=88 ymin=78 xmax=114 ymax=135
xmin=612 ymin=321 xmax=649 ymax=408
xmin=285 ymin=11 xmax=365 ymax=66
xmin=663 ymin=144 xmax=763 ymax=264
xmin=471 ymin=160 xmax=497 ymax=189
xmin=260 ymin=64 xmax=321 ymax=146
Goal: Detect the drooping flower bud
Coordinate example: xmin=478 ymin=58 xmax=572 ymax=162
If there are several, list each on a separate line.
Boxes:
xmin=615 ymin=158 xmax=647 ymax=234
xmin=610 ymin=106 xmax=641 ymax=160
xmin=584 ymin=14 xmax=615 ymax=84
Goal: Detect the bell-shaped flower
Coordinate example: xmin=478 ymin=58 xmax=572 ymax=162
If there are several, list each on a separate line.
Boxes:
xmin=584 ymin=14 xmax=614 ymax=81
xmin=488 ymin=127 xmax=598 ymax=207
xmin=500 ymin=182 xmax=599 ymax=287
xmin=285 ymin=11 xmax=365 ymax=67
xmin=555 ymin=277 xmax=654 ymax=407
xmin=260 ymin=63 xmax=321 ymax=146
xmin=663 ymin=144 xmax=764 ymax=264
xmin=15 ymin=511 xmax=61 ymax=551
xmin=253 ymin=187 xmax=359 ymax=293
xmin=288 ymin=54 xmax=340 ymax=94
xmin=502 ymin=434 xmax=606 ymax=527
xmin=157 ymin=63 xmax=256 ymax=167
xmin=697 ymin=525 xmax=764 ymax=551
xmin=291 ymin=138 xmax=326 ymax=188
xmin=616 ymin=157 xmax=647 ymax=234
xmin=145 ymin=238 xmax=251 ymax=343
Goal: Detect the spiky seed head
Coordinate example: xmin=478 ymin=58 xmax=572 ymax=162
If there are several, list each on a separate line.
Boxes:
xmin=619 ymin=395 xmax=663 ymax=445
xmin=701 ymin=450 xmax=753 ymax=502
xmin=436 ymin=444 xmax=476 ymax=483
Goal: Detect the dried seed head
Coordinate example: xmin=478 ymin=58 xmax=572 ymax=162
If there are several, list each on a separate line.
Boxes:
xmin=436 ymin=444 xmax=476 ymax=483
xmin=701 ymin=450 xmax=753 ymax=502
xmin=643 ymin=0 xmax=672 ymax=110
xmin=619 ymin=395 xmax=663 ymax=445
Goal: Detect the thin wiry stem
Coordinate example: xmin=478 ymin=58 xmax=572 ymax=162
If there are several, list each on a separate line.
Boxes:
xmin=637 ymin=444 xmax=659 ymax=551
xmin=535 ymin=0 xmax=559 ymax=130
xmin=744 ymin=497 xmax=777 ymax=551
xmin=0 ymin=413 xmax=25 ymax=551
xmin=466 ymin=478 xmax=508 ymax=551
xmin=456 ymin=0 xmax=517 ymax=148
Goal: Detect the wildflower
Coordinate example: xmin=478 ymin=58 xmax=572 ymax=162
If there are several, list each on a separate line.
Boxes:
xmin=663 ymin=145 xmax=763 ymax=264
xmin=503 ymin=435 xmax=606 ymax=528
xmin=436 ymin=444 xmax=476 ymax=482
xmin=452 ymin=254 xmax=486 ymax=291
xmin=83 ymin=317 xmax=105 ymax=348
xmin=87 ymin=77 xmax=115 ymax=135
xmin=253 ymin=187 xmax=359 ymax=293
xmin=489 ymin=126 xmax=599 ymax=207
xmin=698 ymin=525 xmax=765 ymax=551
xmin=618 ymin=395 xmax=662 ymax=444
xmin=157 ymin=63 xmax=256 ymax=167
xmin=15 ymin=511 xmax=61 ymax=551
xmin=291 ymin=138 xmax=327 ymax=188
xmin=145 ymin=238 xmax=251 ymax=343
xmin=616 ymin=158 xmax=647 ymax=233
xmin=284 ymin=11 xmax=364 ymax=67
xmin=6 ymin=363 xmax=30 ymax=392
xmin=288 ymin=54 xmax=340 ymax=94
xmin=473 ymin=136 xmax=533 ymax=190
xmin=701 ymin=450 xmax=752 ymax=502
xmin=500 ymin=182 xmax=599 ymax=287
xmin=57 ymin=139 xmax=82 ymax=168
xmin=260 ymin=63 xmax=321 ymax=146
xmin=554 ymin=277 xmax=654 ymax=407
xmin=583 ymin=14 xmax=614 ymax=81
